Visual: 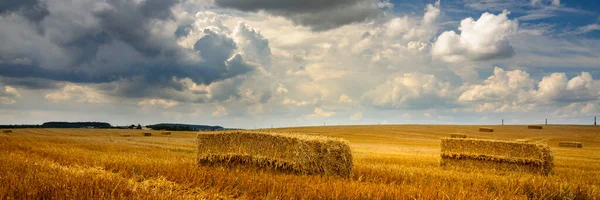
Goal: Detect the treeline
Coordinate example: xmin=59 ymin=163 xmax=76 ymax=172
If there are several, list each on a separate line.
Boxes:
xmin=1 ymin=122 xmax=228 ymax=131
xmin=41 ymin=122 xmax=112 ymax=128
xmin=0 ymin=124 xmax=40 ymax=129
xmin=146 ymin=123 xmax=224 ymax=131
xmin=0 ymin=122 xmax=112 ymax=129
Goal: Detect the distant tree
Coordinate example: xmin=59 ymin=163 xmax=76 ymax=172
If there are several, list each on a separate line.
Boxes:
xmin=136 ymin=124 xmax=142 ymax=129
xmin=129 ymin=124 xmax=136 ymax=129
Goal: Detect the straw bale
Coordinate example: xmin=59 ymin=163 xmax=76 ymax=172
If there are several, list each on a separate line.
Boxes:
xmin=161 ymin=131 xmax=171 ymax=135
xmin=2 ymin=130 xmax=13 ymax=133
xmin=558 ymin=142 xmax=582 ymax=148
xmin=528 ymin=125 xmax=543 ymax=129
xmin=479 ymin=127 xmax=494 ymax=132
xmin=197 ymin=131 xmax=353 ymax=177
xmin=441 ymin=138 xmax=553 ymax=175
xmin=143 ymin=132 xmax=152 ymax=136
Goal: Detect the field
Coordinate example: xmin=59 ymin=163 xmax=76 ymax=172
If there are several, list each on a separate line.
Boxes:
xmin=1 ymin=125 xmax=599 ymax=199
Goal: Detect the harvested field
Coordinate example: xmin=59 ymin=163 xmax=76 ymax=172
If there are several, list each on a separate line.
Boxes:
xmin=119 ymin=134 xmax=132 ymax=137
xmin=197 ymin=131 xmax=353 ymax=177
xmin=2 ymin=125 xmax=599 ymax=199
xmin=450 ymin=133 xmax=466 ymax=138
xmin=143 ymin=132 xmax=152 ymax=137
xmin=162 ymin=131 xmax=171 ymax=135
xmin=479 ymin=127 xmax=493 ymax=132
xmin=440 ymin=138 xmax=553 ymax=175
xmin=2 ymin=130 xmax=13 ymax=133
xmin=528 ymin=125 xmax=543 ymax=129
xmin=559 ymin=142 xmax=582 ymax=148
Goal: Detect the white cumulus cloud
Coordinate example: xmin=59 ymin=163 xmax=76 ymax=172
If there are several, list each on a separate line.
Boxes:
xmin=432 ymin=10 xmax=518 ymax=63
xmin=362 ymin=73 xmax=453 ymax=109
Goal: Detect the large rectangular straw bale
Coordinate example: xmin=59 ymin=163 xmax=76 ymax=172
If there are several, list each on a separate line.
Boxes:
xmin=143 ymin=132 xmax=152 ymax=136
xmin=479 ymin=127 xmax=494 ymax=132
xmin=2 ymin=130 xmax=13 ymax=133
xmin=558 ymin=142 xmax=582 ymax=148
xmin=441 ymin=138 xmax=553 ymax=175
xmin=197 ymin=131 xmax=353 ymax=177
xmin=450 ymin=133 xmax=467 ymax=138
xmin=528 ymin=125 xmax=543 ymax=129
xmin=161 ymin=131 xmax=171 ymax=135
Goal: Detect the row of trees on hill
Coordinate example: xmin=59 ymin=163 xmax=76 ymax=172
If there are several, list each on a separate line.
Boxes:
xmin=146 ymin=123 xmax=224 ymax=131
xmin=0 ymin=122 xmax=226 ymax=131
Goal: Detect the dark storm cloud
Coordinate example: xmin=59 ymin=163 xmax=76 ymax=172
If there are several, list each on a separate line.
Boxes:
xmin=0 ymin=77 xmax=60 ymax=90
xmin=175 ymin=24 xmax=193 ymax=38
xmin=214 ymin=0 xmax=383 ymax=31
xmin=0 ymin=0 xmax=255 ymax=99
xmin=0 ymin=0 xmax=49 ymax=22
xmin=215 ymin=0 xmax=363 ymax=12
xmin=93 ymin=0 xmax=181 ymax=57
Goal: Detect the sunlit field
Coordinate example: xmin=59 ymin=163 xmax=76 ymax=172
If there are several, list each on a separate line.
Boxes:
xmin=1 ymin=125 xmax=599 ymax=199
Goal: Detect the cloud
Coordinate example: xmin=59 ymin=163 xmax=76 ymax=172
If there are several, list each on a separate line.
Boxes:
xmin=349 ymin=112 xmax=362 ymax=120
xmin=383 ymin=1 xmax=440 ymax=41
xmin=232 ymin=22 xmax=272 ymax=66
xmin=212 ymin=105 xmax=228 ymax=117
xmin=362 ymin=73 xmax=454 ymax=109
xmin=535 ymin=72 xmax=597 ymax=103
xmin=0 ymin=0 xmax=49 ymax=22
xmin=459 ymin=67 xmax=534 ymax=102
xmin=573 ymin=24 xmax=600 ymax=35
xmin=0 ymin=0 xmax=253 ymax=94
xmin=282 ymin=98 xmax=315 ymax=106
xmin=0 ymin=85 xmax=20 ymax=104
xmin=432 ymin=10 xmax=518 ymax=63
xmin=214 ymin=0 xmax=385 ymax=31
xmin=0 ymin=0 xmax=259 ymax=102
xmin=459 ymin=67 xmax=536 ymax=112
xmin=306 ymin=107 xmax=336 ymax=117
xmin=138 ymin=99 xmax=179 ymax=108
xmin=530 ymin=0 xmax=560 ymax=7
xmin=339 ymin=94 xmax=353 ymax=103
xmin=459 ymin=67 xmax=600 ymax=113
xmin=45 ymin=83 xmax=109 ymax=104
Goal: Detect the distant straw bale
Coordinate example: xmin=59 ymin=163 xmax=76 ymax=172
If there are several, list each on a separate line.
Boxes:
xmin=528 ymin=125 xmax=543 ymax=129
xmin=143 ymin=132 xmax=152 ymax=137
xmin=197 ymin=131 xmax=353 ymax=177
xmin=441 ymin=138 xmax=553 ymax=175
xmin=119 ymin=134 xmax=132 ymax=137
xmin=479 ymin=127 xmax=494 ymax=132
xmin=161 ymin=131 xmax=171 ymax=135
xmin=559 ymin=142 xmax=582 ymax=148
xmin=2 ymin=130 xmax=13 ymax=133
xmin=450 ymin=133 xmax=467 ymax=138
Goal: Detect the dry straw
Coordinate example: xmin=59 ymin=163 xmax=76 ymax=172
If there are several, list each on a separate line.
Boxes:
xmin=479 ymin=127 xmax=494 ymax=132
xmin=559 ymin=142 xmax=582 ymax=148
xmin=161 ymin=131 xmax=171 ymax=135
xmin=441 ymin=138 xmax=553 ymax=175
xmin=450 ymin=133 xmax=467 ymax=138
xmin=2 ymin=130 xmax=13 ymax=133
xmin=528 ymin=125 xmax=543 ymax=129
xmin=143 ymin=132 xmax=152 ymax=137
xmin=197 ymin=131 xmax=353 ymax=177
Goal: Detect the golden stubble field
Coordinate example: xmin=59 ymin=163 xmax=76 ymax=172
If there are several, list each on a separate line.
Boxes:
xmin=1 ymin=125 xmax=599 ymax=199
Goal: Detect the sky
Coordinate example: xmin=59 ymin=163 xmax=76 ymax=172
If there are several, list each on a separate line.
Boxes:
xmin=0 ymin=0 xmax=599 ymax=128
